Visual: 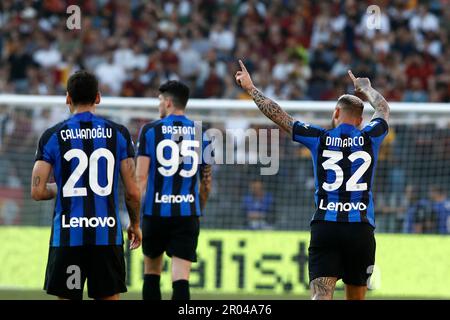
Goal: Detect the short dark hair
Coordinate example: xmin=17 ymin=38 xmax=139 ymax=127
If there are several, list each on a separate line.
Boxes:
xmin=159 ymin=80 xmax=190 ymax=109
xmin=67 ymin=70 xmax=99 ymax=105
xmin=337 ymin=94 xmax=364 ymax=118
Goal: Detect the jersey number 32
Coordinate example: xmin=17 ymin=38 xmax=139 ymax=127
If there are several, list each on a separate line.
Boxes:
xmin=321 ymin=150 xmax=372 ymax=192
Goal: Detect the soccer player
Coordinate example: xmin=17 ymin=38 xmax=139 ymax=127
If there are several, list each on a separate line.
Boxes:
xmin=136 ymin=81 xmax=212 ymax=300
xmin=31 ymin=71 xmax=142 ymax=300
xmin=235 ymin=60 xmax=390 ymax=300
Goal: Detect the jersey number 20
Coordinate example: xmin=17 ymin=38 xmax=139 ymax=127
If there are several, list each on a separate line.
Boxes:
xmin=62 ymin=148 xmax=115 ymax=197
xmin=321 ymin=150 xmax=372 ymax=192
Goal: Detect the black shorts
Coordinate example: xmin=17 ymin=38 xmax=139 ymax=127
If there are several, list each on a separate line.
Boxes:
xmin=44 ymin=245 xmax=127 ymax=300
xmin=309 ymin=221 xmax=376 ymax=286
xmin=142 ymin=216 xmax=200 ymax=262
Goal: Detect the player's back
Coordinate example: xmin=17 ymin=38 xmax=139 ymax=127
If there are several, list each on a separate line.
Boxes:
xmin=137 ymin=114 xmax=207 ymax=217
xmin=36 ymin=111 xmax=134 ymax=247
xmin=293 ymin=118 xmax=389 ymax=227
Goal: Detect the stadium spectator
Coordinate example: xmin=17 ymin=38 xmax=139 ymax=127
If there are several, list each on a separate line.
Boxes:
xmin=403 ymin=77 xmax=429 ymax=102
xmin=403 ymin=185 xmax=434 ymax=234
xmin=121 ymin=68 xmax=146 ymax=97
xmin=402 ymin=184 xmax=450 ymax=234
xmin=177 ymin=38 xmax=202 ymax=79
xmin=330 ymin=52 xmax=352 ymax=79
xmin=428 ymin=185 xmax=450 ymax=234
xmin=209 ymin=23 xmax=235 ymax=57
xmin=32 ymin=37 xmax=62 ymax=69
xmin=94 ymin=52 xmax=126 ymax=95
xmin=202 ymin=63 xmax=225 ymax=98
xmin=241 ymin=180 xmax=274 ymax=230
xmin=409 ymin=4 xmax=440 ymax=34
xmin=7 ymin=40 xmax=36 ymax=93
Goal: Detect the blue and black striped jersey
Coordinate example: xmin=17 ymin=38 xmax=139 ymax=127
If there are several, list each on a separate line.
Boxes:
xmin=293 ymin=118 xmax=389 ymax=227
xmin=137 ymin=114 xmax=211 ymax=217
xmin=35 ymin=112 xmax=135 ymax=247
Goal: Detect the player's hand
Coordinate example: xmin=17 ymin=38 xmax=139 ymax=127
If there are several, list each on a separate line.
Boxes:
xmin=348 ymin=70 xmax=371 ymax=95
xmin=127 ymin=223 xmax=142 ymax=250
xmin=235 ymin=60 xmax=254 ymax=92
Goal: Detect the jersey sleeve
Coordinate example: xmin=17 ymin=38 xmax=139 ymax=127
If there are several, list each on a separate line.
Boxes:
xmin=118 ymin=126 xmax=135 ymax=161
xmin=35 ymin=128 xmax=56 ymax=164
xmin=362 ymin=118 xmax=389 ymax=147
xmin=292 ymin=121 xmax=326 ymax=150
xmin=136 ymin=124 xmax=151 ymax=157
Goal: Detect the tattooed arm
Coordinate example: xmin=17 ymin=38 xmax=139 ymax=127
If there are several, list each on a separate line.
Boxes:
xmin=310 ymin=277 xmax=337 ymax=300
xmin=235 ymin=60 xmax=294 ymax=134
xmin=364 ymin=87 xmax=390 ymax=122
xmin=199 ymin=165 xmax=212 ymax=212
xmin=31 ymin=161 xmax=57 ymax=201
xmin=248 ymin=88 xmax=294 ymax=134
xmin=120 ymin=157 xmax=142 ymax=250
xmin=348 ymin=70 xmax=390 ymax=122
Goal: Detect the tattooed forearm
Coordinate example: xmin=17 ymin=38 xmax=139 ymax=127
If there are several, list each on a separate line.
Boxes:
xmin=310 ymin=277 xmax=337 ymax=300
xmin=199 ymin=165 xmax=212 ymax=211
xmin=249 ymin=87 xmax=294 ymax=134
xmin=31 ymin=178 xmax=57 ymax=200
xmin=362 ymin=87 xmax=390 ymax=121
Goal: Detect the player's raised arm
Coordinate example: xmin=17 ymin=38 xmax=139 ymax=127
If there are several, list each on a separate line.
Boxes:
xmin=348 ymin=70 xmax=390 ymax=122
xmin=235 ymin=60 xmax=294 ymax=134
xmin=199 ymin=164 xmax=212 ymax=212
xmin=31 ymin=161 xmax=57 ymax=201
xmin=120 ymin=157 xmax=142 ymax=250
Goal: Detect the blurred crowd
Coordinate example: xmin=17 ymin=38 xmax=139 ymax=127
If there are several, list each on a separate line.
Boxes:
xmin=1 ymin=0 xmax=450 ymax=102
xmin=1 ymin=0 xmax=449 ymax=233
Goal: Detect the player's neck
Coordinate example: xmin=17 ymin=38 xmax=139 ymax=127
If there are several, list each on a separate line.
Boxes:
xmin=338 ymin=119 xmax=359 ymax=127
xmin=167 ymin=109 xmax=185 ymax=116
xmin=72 ymin=105 xmax=96 ymax=114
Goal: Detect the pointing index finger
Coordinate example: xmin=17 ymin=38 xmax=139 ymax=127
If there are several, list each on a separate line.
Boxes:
xmin=348 ymin=70 xmax=357 ymax=82
xmin=239 ymin=60 xmax=247 ymax=72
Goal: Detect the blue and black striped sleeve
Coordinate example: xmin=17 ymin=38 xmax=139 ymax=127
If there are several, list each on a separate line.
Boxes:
xmin=137 ymin=124 xmax=151 ymax=157
xmin=292 ymin=121 xmax=326 ymax=150
xmin=137 ymin=121 xmax=160 ymax=157
xmin=362 ymin=118 xmax=389 ymax=147
xmin=118 ymin=125 xmax=135 ymax=161
xmin=35 ymin=126 xmax=58 ymax=164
